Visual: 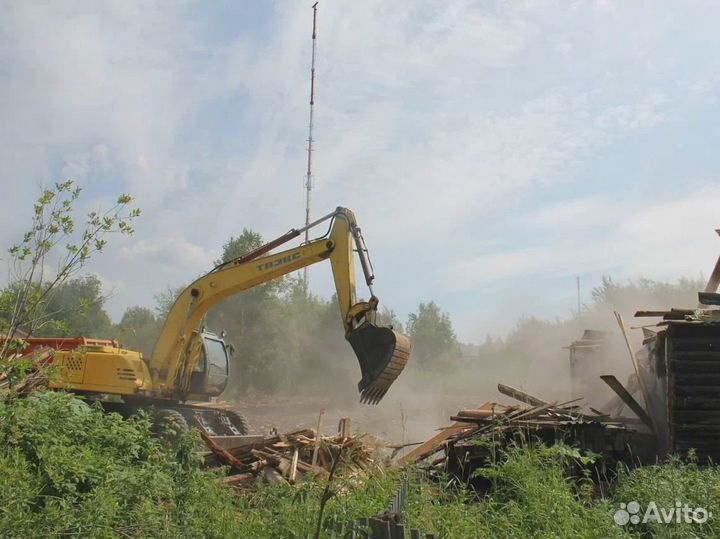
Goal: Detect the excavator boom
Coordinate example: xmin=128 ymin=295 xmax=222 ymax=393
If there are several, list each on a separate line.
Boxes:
xmin=150 ymin=207 xmax=410 ymax=404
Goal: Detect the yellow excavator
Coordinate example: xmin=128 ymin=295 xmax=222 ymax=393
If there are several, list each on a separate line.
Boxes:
xmin=39 ymin=207 xmax=410 ymax=434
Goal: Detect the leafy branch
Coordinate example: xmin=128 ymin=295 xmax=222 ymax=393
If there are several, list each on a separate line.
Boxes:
xmin=1 ymin=180 xmax=140 ymax=361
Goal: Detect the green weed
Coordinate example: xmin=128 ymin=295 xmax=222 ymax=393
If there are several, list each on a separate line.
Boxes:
xmin=4 ymin=392 xmax=720 ymax=539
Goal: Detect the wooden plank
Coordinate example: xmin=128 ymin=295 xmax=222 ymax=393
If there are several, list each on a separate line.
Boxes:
xmin=497 ymin=383 xmax=547 ymax=406
xmin=614 ymin=311 xmax=656 ymax=433
xmin=397 ymin=423 xmax=472 ymax=465
xmin=289 ymin=446 xmax=299 ymax=483
xmin=634 ymin=310 xmax=672 ymax=317
xmin=600 ymin=375 xmax=655 ymax=432
xmin=200 ymin=430 xmax=245 ymax=470
xmin=449 ymin=416 xmax=483 ymax=424
xmin=455 ymin=409 xmax=495 ymax=419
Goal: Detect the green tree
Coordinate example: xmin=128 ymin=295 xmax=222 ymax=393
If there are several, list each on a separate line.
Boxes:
xmin=0 ymin=180 xmax=139 ymax=362
xmin=0 ymin=180 xmax=140 ymax=392
xmin=153 ymin=285 xmax=187 ymax=319
xmin=115 ymin=306 xmax=162 ymax=357
xmin=207 ymin=229 xmax=289 ymax=394
xmin=406 ymin=301 xmax=459 ymax=367
xmin=30 ymin=275 xmax=113 ymax=337
xmin=214 ymin=228 xmax=288 ymax=299
xmin=377 ymin=306 xmax=404 ymax=333
xmin=214 ymin=228 xmax=263 ymax=264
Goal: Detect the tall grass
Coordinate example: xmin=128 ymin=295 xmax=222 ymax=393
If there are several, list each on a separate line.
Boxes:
xmin=3 ymin=392 xmax=720 ymax=538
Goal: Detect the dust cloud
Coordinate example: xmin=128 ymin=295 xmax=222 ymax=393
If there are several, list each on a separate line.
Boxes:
xmin=224 ymin=277 xmax=705 ymax=446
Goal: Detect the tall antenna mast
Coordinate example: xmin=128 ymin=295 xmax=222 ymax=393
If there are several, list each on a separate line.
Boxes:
xmin=303 ymin=2 xmax=318 ymax=289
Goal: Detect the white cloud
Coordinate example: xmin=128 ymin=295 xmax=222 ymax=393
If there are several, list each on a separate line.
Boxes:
xmin=2 ymin=0 xmax=720 ymax=340
xmin=118 ymin=237 xmax=213 ymax=275
xmin=443 ymin=186 xmax=720 ymax=293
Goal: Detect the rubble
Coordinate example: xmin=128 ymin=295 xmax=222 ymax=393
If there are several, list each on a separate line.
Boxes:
xmin=396 ymin=383 xmax=654 ymax=484
xmin=202 ymin=424 xmax=382 ymax=488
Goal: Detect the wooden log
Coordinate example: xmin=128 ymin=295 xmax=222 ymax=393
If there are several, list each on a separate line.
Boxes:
xmin=200 ymin=430 xmax=245 ymax=470
xmin=497 ymin=383 xmax=547 ymax=406
xmin=289 ymin=446 xmax=299 ymax=483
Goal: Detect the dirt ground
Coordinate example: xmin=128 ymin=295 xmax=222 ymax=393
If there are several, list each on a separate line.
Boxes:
xmin=229 ymin=390 xmax=487 ymax=445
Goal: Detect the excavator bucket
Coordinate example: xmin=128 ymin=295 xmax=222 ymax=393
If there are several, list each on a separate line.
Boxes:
xmin=346 ymin=323 xmax=411 ymax=404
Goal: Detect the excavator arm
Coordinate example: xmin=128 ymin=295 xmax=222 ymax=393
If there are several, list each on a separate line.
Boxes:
xmin=149 ymin=207 xmax=410 ymax=404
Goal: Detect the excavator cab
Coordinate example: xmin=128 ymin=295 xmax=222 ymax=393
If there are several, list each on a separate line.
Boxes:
xmin=347 ymin=323 xmax=411 ymax=404
xmin=189 ymin=332 xmax=229 ymax=398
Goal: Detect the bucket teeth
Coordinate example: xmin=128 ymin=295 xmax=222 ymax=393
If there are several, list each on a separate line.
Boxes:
xmin=355 ymin=331 xmax=411 ymax=405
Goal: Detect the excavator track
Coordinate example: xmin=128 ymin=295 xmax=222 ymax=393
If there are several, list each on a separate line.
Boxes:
xmin=100 ymin=401 xmax=248 ymax=437
xmin=187 ymin=404 xmax=249 ymax=436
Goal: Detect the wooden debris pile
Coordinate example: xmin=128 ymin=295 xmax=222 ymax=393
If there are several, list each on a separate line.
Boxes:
xmin=0 ymin=349 xmax=53 ymax=395
xmin=396 ymin=383 xmax=643 ymax=477
xmin=202 ymin=427 xmax=381 ymax=488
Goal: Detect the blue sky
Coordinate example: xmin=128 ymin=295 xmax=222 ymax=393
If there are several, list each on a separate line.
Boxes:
xmin=2 ymin=1 xmax=720 ymax=343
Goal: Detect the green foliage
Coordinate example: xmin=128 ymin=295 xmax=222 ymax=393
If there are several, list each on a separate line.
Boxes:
xmin=215 ymin=228 xmax=289 ymax=299
xmin=403 ymin=448 xmax=626 ymax=539
xmin=1 ymin=180 xmax=140 ymax=359
xmin=215 ymin=228 xmax=263 ymax=265
xmin=613 ymin=455 xmax=720 ymax=538
xmin=0 ymin=391 xmax=244 ymax=539
xmin=35 ymin=275 xmax=112 ymax=337
xmin=115 ymin=306 xmax=163 ymax=357
xmin=0 ymin=391 xmax=403 ymax=539
xmin=406 ymin=301 xmax=459 ymax=367
xmin=377 ymin=306 xmax=404 ymax=333
xmin=154 ymin=285 xmax=186 ymax=319
xmin=3 ymin=397 xmax=720 ymax=539
xmin=229 ymin=469 xmax=401 ymax=538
